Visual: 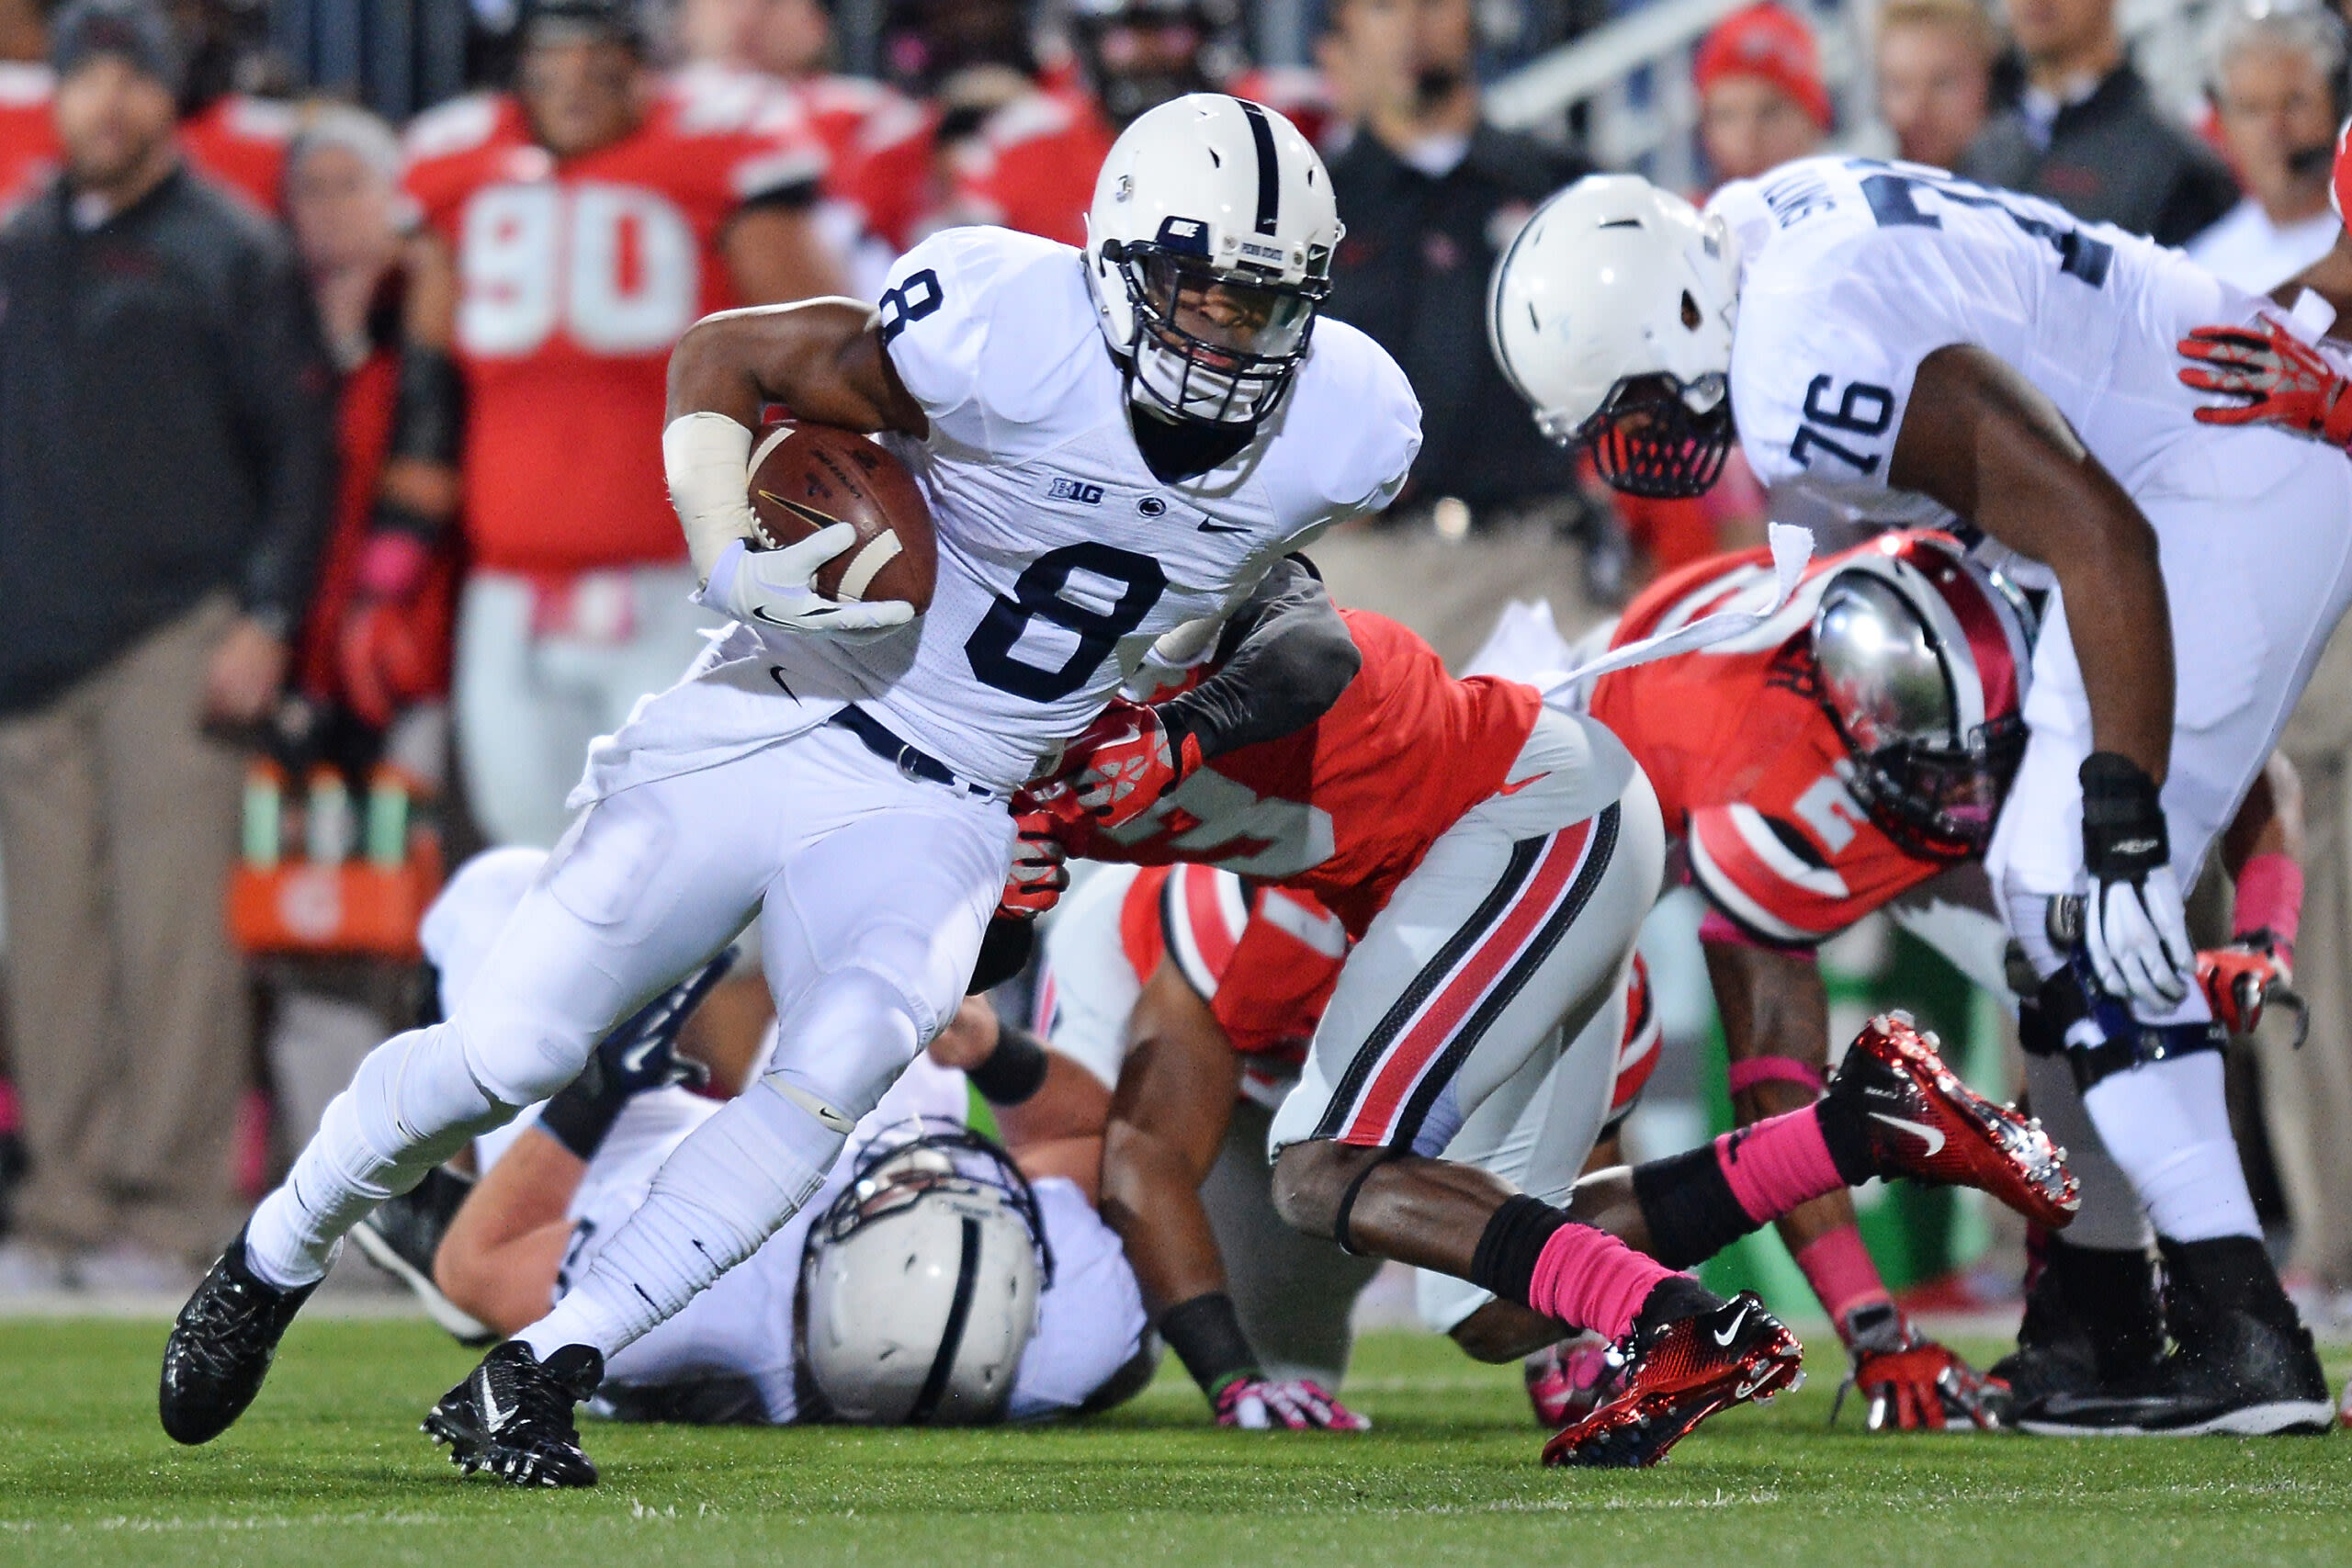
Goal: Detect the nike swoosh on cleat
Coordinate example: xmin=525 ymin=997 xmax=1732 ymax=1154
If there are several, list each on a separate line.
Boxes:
xmin=1713 ymin=1306 xmax=1751 ymax=1347
xmin=477 ymin=1371 xmax=512 ymax=1434
xmin=1870 ymin=1111 xmax=1946 ymax=1156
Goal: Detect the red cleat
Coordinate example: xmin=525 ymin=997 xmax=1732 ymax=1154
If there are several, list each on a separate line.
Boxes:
xmin=1831 ymin=1012 xmax=2078 ymax=1229
xmin=1542 ymin=1292 xmax=1803 ymax=1468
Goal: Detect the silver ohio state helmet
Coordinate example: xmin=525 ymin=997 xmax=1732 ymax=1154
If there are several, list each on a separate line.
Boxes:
xmin=1084 ymin=93 xmax=1340 ymax=425
xmin=1487 ymin=175 xmax=1741 ymax=498
xmin=800 ymin=1121 xmax=1049 ymax=1426
xmin=1810 ymin=533 xmax=2039 ymax=859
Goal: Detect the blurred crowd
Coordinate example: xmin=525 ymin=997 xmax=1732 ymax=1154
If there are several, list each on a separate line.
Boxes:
xmin=0 ymin=0 xmax=2348 ymax=1312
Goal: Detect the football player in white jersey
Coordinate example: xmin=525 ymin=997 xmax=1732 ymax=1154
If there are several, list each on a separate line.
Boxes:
xmin=379 ymin=850 xmax=1148 ymax=1430
xmin=1491 ymin=161 xmax=2352 ymax=1435
xmin=159 ymin=94 xmax=1421 ymax=1485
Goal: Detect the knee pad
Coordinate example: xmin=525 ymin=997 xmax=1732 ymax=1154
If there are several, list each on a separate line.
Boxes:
xmin=2027 ymin=964 xmax=2224 ymax=1092
xmin=347 ymin=1025 xmax=514 ymax=1171
xmin=448 ymin=998 xmax=598 ymax=1108
xmin=767 ymin=964 xmax=924 ymax=1122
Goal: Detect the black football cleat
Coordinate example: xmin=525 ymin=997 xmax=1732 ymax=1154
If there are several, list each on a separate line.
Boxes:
xmin=1543 ymin=1289 xmax=1803 ymax=1468
xmin=2018 ymin=1236 xmax=2332 ymax=1437
xmin=1831 ymin=1012 xmax=2078 ymax=1228
xmin=158 ymin=1224 xmax=319 ymax=1444
xmin=424 ymin=1340 xmax=605 ymax=1487
xmin=1989 ymin=1233 xmax=2164 ymax=1410
xmin=352 ymin=1167 xmax=494 ymax=1347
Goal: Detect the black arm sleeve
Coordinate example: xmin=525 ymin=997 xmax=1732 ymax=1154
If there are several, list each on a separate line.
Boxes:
xmin=228 ymin=227 xmax=339 ymax=630
xmin=1157 ymin=555 xmax=1361 ymax=760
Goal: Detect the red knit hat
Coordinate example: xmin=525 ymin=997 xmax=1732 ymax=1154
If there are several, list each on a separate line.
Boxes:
xmin=1694 ymin=3 xmax=1832 ymax=132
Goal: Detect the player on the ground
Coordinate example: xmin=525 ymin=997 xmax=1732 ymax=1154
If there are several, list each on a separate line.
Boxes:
xmin=1028 ymin=600 xmax=2076 ymax=1464
xmin=379 ymin=0 xmax=841 ymax=850
xmin=368 ymin=850 xmax=1147 ymax=1434
xmin=159 ymin=93 xmax=1421 ymax=1487
xmin=1490 ymin=162 xmax=2350 ymax=1435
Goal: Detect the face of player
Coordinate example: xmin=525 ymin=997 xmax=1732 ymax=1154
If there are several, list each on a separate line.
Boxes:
xmin=518 ymin=34 xmax=649 ymax=159
xmin=1699 ymin=75 xmax=1822 ymax=185
xmin=1143 ymin=259 xmax=1314 ymax=365
xmin=2215 ymin=44 xmax=2337 ymax=222
xmin=52 ymin=55 xmax=178 ymax=195
xmin=744 ymin=0 xmax=831 ymax=79
xmin=1875 ymin=19 xmax=1989 ymax=173
xmin=284 ymin=142 xmax=401 ymax=276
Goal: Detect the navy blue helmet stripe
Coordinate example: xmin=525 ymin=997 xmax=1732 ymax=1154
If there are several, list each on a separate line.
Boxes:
xmin=1237 ymin=98 xmax=1281 ymax=236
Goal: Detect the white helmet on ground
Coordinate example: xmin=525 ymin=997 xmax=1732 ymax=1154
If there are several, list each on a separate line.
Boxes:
xmin=800 ymin=1121 xmax=1049 ymax=1426
xmin=1084 ymin=92 xmax=1340 ymax=426
xmin=1487 ymin=174 xmax=1742 ymax=498
xmin=1810 ymin=532 xmax=2039 ymax=860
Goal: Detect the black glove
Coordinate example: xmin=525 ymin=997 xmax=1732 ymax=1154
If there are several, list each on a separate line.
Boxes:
xmin=2077 ymin=752 xmax=2191 ymax=1010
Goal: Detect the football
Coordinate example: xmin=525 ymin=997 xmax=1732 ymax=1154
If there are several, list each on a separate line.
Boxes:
xmin=746 ymin=423 xmax=937 ymax=615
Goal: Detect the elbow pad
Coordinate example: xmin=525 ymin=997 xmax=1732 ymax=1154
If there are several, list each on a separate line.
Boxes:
xmin=390 ymin=343 xmax=464 ymax=467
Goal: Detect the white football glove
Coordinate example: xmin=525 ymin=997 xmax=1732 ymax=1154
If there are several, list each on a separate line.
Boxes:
xmin=2077 ymin=751 xmax=2192 ymax=1013
xmin=2085 ymin=863 xmax=2193 ymax=1012
xmin=695 ymin=531 xmax=914 ymax=642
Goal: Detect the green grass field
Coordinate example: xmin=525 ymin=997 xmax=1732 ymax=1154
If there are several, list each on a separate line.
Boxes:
xmin=4 ymin=1318 xmax=2349 ymax=1567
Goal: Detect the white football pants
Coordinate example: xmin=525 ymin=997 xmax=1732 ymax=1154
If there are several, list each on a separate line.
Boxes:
xmin=245 ymin=722 xmax=1013 ymax=1319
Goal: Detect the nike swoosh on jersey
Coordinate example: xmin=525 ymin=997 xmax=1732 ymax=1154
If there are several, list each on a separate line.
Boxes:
xmin=1713 ymin=1305 xmax=1751 ymax=1347
xmin=1195 ymin=517 xmax=1252 ymax=535
xmin=769 ymin=666 xmax=797 ymax=700
xmin=1495 ymin=772 xmax=1553 ymax=796
xmin=1870 ymin=1111 xmax=1945 ymax=1156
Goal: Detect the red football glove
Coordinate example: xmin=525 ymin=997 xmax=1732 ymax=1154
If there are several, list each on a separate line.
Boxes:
xmin=1213 ymin=1375 xmax=1370 ymax=1431
xmin=1051 ymin=699 xmax=1203 ymax=829
xmin=1832 ymin=1305 xmax=2007 ymax=1432
xmin=1524 ymin=1333 xmax=1622 ymax=1430
xmin=997 ymin=809 xmax=1070 ymax=919
xmin=2178 ymin=318 xmax=2352 ymax=446
xmin=2199 ymin=939 xmax=2294 ymax=1036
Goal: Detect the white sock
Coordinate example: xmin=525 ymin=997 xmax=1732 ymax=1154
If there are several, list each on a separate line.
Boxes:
xmin=2080 ymin=1051 xmax=2260 ymax=1244
xmin=517 ymin=1075 xmax=844 ymax=1359
xmin=245 ymin=1026 xmax=514 ymax=1290
xmin=2021 ymin=1053 xmax=2154 ymax=1252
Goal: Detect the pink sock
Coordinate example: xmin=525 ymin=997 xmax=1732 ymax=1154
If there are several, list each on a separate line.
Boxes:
xmin=1793 ymin=1223 xmax=1891 ymax=1323
xmin=1527 ymin=1222 xmax=1676 ymax=1342
xmin=1714 ymin=1106 xmax=1845 ymax=1225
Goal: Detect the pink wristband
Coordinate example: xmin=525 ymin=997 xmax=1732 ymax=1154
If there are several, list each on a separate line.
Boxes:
xmin=2233 ymin=852 xmax=2303 ymax=953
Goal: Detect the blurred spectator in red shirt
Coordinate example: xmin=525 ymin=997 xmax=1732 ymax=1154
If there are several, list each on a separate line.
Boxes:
xmin=1694 ymin=1 xmax=1828 ymax=185
xmin=391 ymin=0 xmax=838 ymax=850
xmin=1875 ymin=0 xmax=2000 ymax=172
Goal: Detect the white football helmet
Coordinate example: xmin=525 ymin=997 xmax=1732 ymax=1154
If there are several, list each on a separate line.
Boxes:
xmin=1084 ymin=92 xmax=1340 ymax=425
xmin=1811 ymin=532 xmax=2039 ymax=859
xmin=800 ymin=1122 xmax=1048 ymax=1426
xmin=1487 ymin=175 xmax=1742 ymax=498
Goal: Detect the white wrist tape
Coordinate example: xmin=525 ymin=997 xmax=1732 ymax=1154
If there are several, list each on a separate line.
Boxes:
xmin=663 ymin=412 xmax=759 ymax=581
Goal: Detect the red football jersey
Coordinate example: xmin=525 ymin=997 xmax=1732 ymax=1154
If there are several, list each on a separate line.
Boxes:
xmin=178 ymin=93 xmax=297 ymax=214
xmin=1111 ymin=863 xmax=1347 ymax=1066
xmin=402 ymin=73 xmax=826 ymax=574
xmin=0 ymin=62 xmax=55 ymax=216
xmin=1589 ymin=542 xmax=1946 ymax=946
xmin=794 ymin=72 xmax=933 ymax=253
xmin=939 ymin=85 xmax=1113 ymax=248
xmin=1071 ymin=609 xmax=1541 ymax=938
